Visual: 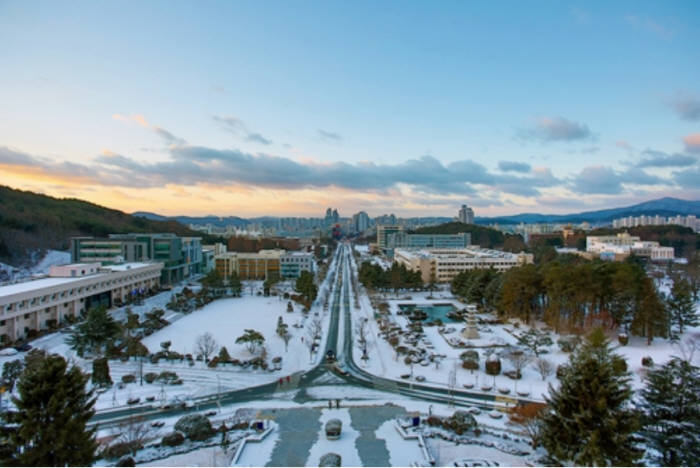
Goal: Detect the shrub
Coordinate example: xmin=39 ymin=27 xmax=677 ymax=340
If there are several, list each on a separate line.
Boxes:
xmin=121 ymin=374 xmax=136 ymax=384
xmin=617 ymin=333 xmax=629 ymax=346
xmin=174 ymin=414 xmax=214 ymax=441
xmin=144 ymin=372 xmax=158 ymax=384
xmin=442 ymin=410 xmax=478 ymax=435
xmin=426 ymin=416 xmax=443 ymax=426
xmin=641 ymin=356 xmax=654 ymax=367
xmin=158 ymin=371 xmax=178 ymax=383
xmin=612 ymin=355 xmax=628 ymax=374
xmin=207 ymin=357 xmax=219 ymax=368
xmin=116 ymin=456 xmax=135 ymax=467
xmin=161 ymin=431 xmax=185 ymax=447
xmin=485 ymin=355 xmax=501 ymax=375
xmin=556 ymin=365 xmax=566 ymax=379
xmin=460 ymin=350 xmax=479 ymax=361
xmin=462 ymin=360 xmax=479 ymax=372
xmin=102 ymin=441 xmax=137 ymax=459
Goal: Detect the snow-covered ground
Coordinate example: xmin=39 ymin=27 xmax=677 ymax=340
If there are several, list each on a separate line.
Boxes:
xmin=305 ymin=408 xmax=363 ymax=467
xmin=0 ymin=249 xmax=70 ymax=283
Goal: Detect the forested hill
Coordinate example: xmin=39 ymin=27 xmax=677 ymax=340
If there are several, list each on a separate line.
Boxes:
xmin=410 ymin=222 xmax=526 ymax=251
xmin=0 ymin=185 xmax=208 ymax=266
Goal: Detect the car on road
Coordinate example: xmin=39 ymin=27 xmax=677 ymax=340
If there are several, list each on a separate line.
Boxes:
xmin=14 ymin=344 xmax=32 ymax=352
xmin=0 ymin=348 xmax=18 ymax=356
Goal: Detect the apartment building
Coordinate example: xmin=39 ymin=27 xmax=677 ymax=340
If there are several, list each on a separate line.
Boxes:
xmin=214 ymin=249 xmax=314 ymax=280
xmin=394 ymin=248 xmax=533 ymax=283
xmin=0 ymin=262 xmax=162 ymax=342
xmin=387 ymin=232 xmax=471 ymax=250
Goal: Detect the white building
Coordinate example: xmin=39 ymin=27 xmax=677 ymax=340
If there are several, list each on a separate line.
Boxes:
xmin=612 ymin=214 xmax=699 ymax=232
xmin=586 ymin=233 xmax=675 ymax=261
xmin=0 ymin=262 xmax=163 ymax=342
xmin=394 ymin=247 xmax=533 ymax=283
xmin=458 ymin=205 xmax=475 ymax=224
xmin=352 ymin=211 xmax=371 ymax=233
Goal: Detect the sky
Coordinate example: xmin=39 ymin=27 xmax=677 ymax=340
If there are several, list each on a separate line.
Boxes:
xmin=0 ymin=0 xmax=699 ymax=218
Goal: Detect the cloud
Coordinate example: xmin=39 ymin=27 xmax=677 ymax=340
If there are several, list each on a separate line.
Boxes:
xmin=636 ymin=149 xmax=697 ymax=167
xmin=673 ymin=166 xmax=700 ymax=189
xmin=246 ymin=133 xmax=273 ymax=145
xmin=520 ymin=116 xmax=592 ymax=142
xmin=571 ymin=165 xmax=664 ymax=194
xmin=498 ymin=161 xmax=531 ymax=173
xmin=670 ymin=94 xmax=700 ymax=121
xmin=683 ymin=133 xmax=700 ymax=154
xmin=212 ymin=114 xmax=273 ymax=145
xmin=113 ymin=113 xmax=186 ymax=145
xmin=318 ymin=129 xmax=342 ymax=142
xmin=625 ymin=15 xmax=674 ymax=40
xmin=616 ymin=140 xmax=634 ymax=151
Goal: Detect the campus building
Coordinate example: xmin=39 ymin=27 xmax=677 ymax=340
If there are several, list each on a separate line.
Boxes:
xmin=458 ymin=205 xmax=475 ymax=224
xmin=394 ymin=247 xmax=533 ymax=283
xmin=387 ymin=232 xmax=471 ymax=249
xmin=0 ymin=262 xmax=163 ymax=342
xmin=586 ymin=233 xmax=675 ymax=262
xmin=214 ymin=249 xmax=315 ymax=281
xmin=71 ymin=233 xmax=203 ymax=284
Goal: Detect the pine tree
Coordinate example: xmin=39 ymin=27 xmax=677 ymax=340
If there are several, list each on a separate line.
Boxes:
xmin=229 ymin=271 xmax=242 ymax=297
xmin=540 ymin=328 xmax=641 ymax=466
xmin=6 ymin=350 xmax=97 ymax=466
xmin=667 ymin=278 xmax=698 ymax=340
xmin=638 ymin=357 xmax=700 ymax=466
xmin=92 ymin=357 xmax=112 ymax=387
xmin=218 ymin=346 xmax=232 ymax=363
xmin=67 ymin=305 xmax=122 ymax=357
xmin=630 ymin=277 xmax=668 ymax=345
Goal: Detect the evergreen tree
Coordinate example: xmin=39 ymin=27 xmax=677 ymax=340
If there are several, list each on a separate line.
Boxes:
xmin=66 ymin=306 xmax=121 ymax=357
xmin=229 ymin=271 xmax=242 ymax=296
xmin=667 ymin=278 xmax=698 ymax=339
xmin=540 ymin=329 xmax=641 ymax=466
xmin=630 ymin=277 xmax=668 ymax=345
xmin=295 ymin=270 xmax=317 ymax=305
xmin=1 ymin=359 xmax=23 ymax=392
xmin=5 ymin=350 xmax=97 ymax=466
xmin=218 ymin=346 xmax=232 ymax=363
xmin=92 ymin=357 xmax=112 ymax=387
xmin=637 ymin=357 xmax=700 ymax=466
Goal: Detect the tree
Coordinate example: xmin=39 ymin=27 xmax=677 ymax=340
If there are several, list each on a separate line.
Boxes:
xmin=66 ymin=306 xmax=121 ymax=357
xmin=195 ymin=332 xmax=219 ymax=362
xmin=637 ymin=357 xmax=700 ymax=466
xmin=295 ymin=270 xmax=318 ymax=306
xmin=115 ymin=416 xmax=155 ymax=456
xmin=276 ymin=317 xmax=291 ymax=351
xmin=540 ymin=329 xmax=640 ymax=466
xmin=200 ymin=269 xmax=224 ymax=289
xmin=667 ymin=278 xmax=698 ymax=339
xmin=124 ymin=309 xmax=140 ymax=338
xmin=92 ymin=357 xmax=112 ymax=387
xmin=4 ymin=351 xmax=97 ymax=466
xmin=506 ymin=349 xmax=531 ymax=379
xmin=535 ymin=358 xmax=553 ymax=381
xmin=218 ymin=346 xmax=232 ymax=363
xmin=228 ymin=271 xmax=242 ymax=297
xmin=287 ymin=301 xmax=294 ymax=313
xmin=508 ymin=402 xmax=547 ymax=448
xmin=630 ymin=277 xmax=668 ymax=345
xmin=235 ymin=329 xmax=265 ymax=355
xmin=517 ymin=328 xmax=553 ymax=357
xmin=1 ymin=359 xmax=23 ymax=392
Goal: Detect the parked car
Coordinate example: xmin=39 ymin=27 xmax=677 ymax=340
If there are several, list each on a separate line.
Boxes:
xmin=0 ymin=348 xmax=19 ymax=356
xmin=14 ymin=344 xmax=32 ymax=352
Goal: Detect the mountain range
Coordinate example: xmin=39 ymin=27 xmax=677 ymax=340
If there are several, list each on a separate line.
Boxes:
xmin=134 ymin=197 xmax=700 ymax=226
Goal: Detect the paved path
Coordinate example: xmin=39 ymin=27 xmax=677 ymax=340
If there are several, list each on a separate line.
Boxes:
xmin=264 ymin=407 xmax=323 ymax=467
xmin=349 ymin=405 xmax=408 ymax=467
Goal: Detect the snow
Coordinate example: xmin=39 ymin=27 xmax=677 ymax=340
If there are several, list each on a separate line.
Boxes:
xmin=31 ymin=250 xmax=71 ymax=274
xmin=375 ymin=420 xmax=426 ymax=466
xmin=305 ymin=408 xmax=362 ymax=467
xmin=234 ymin=426 xmax=279 ymax=467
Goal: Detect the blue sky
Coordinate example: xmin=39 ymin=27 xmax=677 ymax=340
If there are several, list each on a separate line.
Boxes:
xmin=0 ymin=0 xmax=699 ymax=217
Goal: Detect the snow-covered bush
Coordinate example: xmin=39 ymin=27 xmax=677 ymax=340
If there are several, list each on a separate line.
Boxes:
xmin=174 ymin=414 xmax=214 ymax=441
xmin=617 ymin=333 xmax=629 ymax=346
xmin=161 ymin=431 xmax=185 ymax=447
xmin=642 ymin=356 xmax=654 ymax=367
xmin=485 ymin=355 xmax=501 ymax=375
xmin=121 ymin=374 xmax=136 ymax=384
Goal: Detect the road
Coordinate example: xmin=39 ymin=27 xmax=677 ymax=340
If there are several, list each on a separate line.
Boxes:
xmin=91 ymin=243 xmax=531 ymax=428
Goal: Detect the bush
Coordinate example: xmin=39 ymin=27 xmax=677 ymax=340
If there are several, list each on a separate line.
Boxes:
xmin=642 ymin=356 xmax=654 ymax=367
xmin=174 ymin=414 xmax=214 ymax=441
xmin=144 ymin=372 xmax=158 ymax=384
xmin=485 ymin=356 xmax=501 ymax=375
xmin=161 ymin=431 xmax=185 ymax=447
xmin=102 ymin=441 xmax=137 ymax=459
xmin=462 ymin=360 xmax=479 ymax=372
xmin=121 ymin=374 xmax=136 ymax=384
xmin=426 ymin=416 xmax=443 ymax=426
xmin=557 ymin=336 xmax=580 ymax=353
xmin=617 ymin=333 xmax=629 ymax=346
xmin=442 ymin=410 xmax=478 ymax=435
xmin=207 ymin=357 xmax=219 ymax=368
xmin=116 ymin=456 xmax=135 ymax=467
xmin=460 ymin=350 xmax=479 ymax=361
xmin=556 ymin=365 xmax=566 ymax=379
xmin=158 ymin=371 xmax=178 ymax=383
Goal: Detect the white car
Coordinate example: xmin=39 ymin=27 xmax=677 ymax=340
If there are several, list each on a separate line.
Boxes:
xmin=0 ymin=348 xmax=18 ymax=356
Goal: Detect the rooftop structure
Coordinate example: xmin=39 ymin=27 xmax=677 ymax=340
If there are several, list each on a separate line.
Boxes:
xmin=586 ymin=233 xmax=675 ymax=262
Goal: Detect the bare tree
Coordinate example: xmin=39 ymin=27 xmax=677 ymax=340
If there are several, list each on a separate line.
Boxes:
xmin=195 ymin=332 xmax=219 ymax=362
xmin=535 ymin=357 xmax=554 ymax=381
xmin=282 ymin=331 xmax=292 ymax=352
xmin=309 ymin=317 xmax=323 ymax=340
xmin=115 ymin=416 xmax=156 ymax=455
xmin=355 ymin=320 xmax=368 ymax=355
xmin=304 ymin=326 xmax=316 ymax=358
xmin=506 ymin=349 xmax=532 ymax=379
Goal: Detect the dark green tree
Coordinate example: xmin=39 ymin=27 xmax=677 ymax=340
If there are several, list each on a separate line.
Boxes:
xmin=1 ymin=359 xmax=23 ymax=392
xmin=540 ymin=329 xmax=640 ymax=466
xmin=637 ymin=357 xmax=700 ymax=466
xmin=630 ymin=277 xmax=668 ymax=345
xmin=235 ymin=329 xmax=265 ymax=355
xmin=228 ymin=271 xmax=242 ymax=297
xmin=218 ymin=346 xmax=232 ymax=363
xmin=5 ymin=350 xmax=97 ymax=466
xmin=295 ymin=270 xmax=318 ymax=305
xmin=92 ymin=357 xmax=112 ymax=387
xmin=200 ymin=269 xmax=224 ymax=289
xmin=66 ymin=306 xmax=121 ymax=357
xmin=667 ymin=278 xmax=698 ymax=339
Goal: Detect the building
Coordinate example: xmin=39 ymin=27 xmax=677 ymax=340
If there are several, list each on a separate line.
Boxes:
xmin=458 ymin=205 xmax=475 ymax=224
xmin=387 ymin=232 xmax=471 ymax=250
xmin=0 ymin=262 xmax=162 ymax=342
xmin=586 ymin=233 xmax=675 ymax=261
xmin=280 ymin=252 xmax=315 ymax=279
xmin=352 ymin=211 xmax=371 ymax=233
xmin=214 ymin=252 xmax=239 ymax=278
xmin=612 ymin=214 xmax=699 ymax=232
xmin=71 ymin=233 xmax=203 ymax=284
xmin=394 ymin=248 xmax=533 ymax=283
xmin=201 ymin=248 xmax=215 ymax=274
xmin=376 ymin=225 xmax=404 ymax=251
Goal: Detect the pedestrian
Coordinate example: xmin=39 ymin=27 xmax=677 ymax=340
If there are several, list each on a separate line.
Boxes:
xmin=286 ymin=375 xmax=291 ymax=384
xmin=335 ymin=399 xmax=340 ymax=409
xmin=328 ymin=400 xmax=332 ymax=409
xmin=279 ymin=378 xmax=283 ymax=386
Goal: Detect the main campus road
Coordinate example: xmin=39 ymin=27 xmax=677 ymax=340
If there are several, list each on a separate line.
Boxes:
xmin=90 ymin=243 xmax=531 ymax=428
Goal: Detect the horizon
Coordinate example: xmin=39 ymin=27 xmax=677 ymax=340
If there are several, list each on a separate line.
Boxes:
xmin=1 ymin=1 xmax=699 ymax=217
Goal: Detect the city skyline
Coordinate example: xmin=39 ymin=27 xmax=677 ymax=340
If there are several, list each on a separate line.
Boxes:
xmin=1 ymin=1 xmax=699 ymax=217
